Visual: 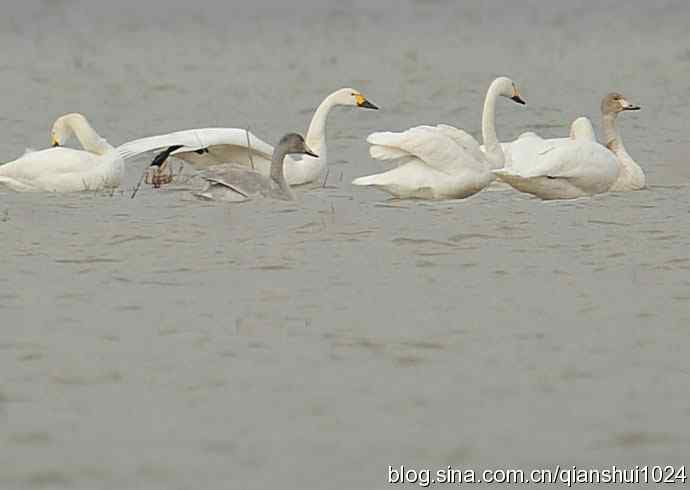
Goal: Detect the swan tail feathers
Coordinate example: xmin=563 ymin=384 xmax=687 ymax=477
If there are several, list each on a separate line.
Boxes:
xmin=352 ymin=173 xmax=387 ymax=187
xmin=0 ymin=176 xmax=36 ymax=192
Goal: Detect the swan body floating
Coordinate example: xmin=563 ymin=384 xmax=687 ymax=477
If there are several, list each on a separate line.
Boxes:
xmin=117 ymin=88 xmax=378 ymax=186
xmin=352 ymin=77 xmax=525 ymax=199
xmin=192 ymin=133 xmax=317 ymax=202
xmin=496 ymin=93 xmax=643 ymax=198
xmin=493 ymin=138 xmax=620 ymax=200
xmin=0 ymin=114 xmax=124 ymax=192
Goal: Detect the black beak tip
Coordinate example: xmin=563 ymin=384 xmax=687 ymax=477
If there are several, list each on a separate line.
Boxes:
xmin=306 ymin=151 xmax=319 ymax=158
xmin=511 ymin=95 xmax=526 ymax=105
xmin=52 ymin=142 xmax=60 ymax=147
xmin=360 ymin=100 xmax=379 ymax=110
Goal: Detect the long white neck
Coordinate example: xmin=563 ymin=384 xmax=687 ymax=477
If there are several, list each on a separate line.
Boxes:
xmin=305 ymin=94 xmax=337 ymax=163
xmin=66 ymin=115 xmax=113 ymax=155
xmin=602 ymin=113 xmax=645 ymax=190
xmin=481 ymin=82 xmax=505 ymax=169
xmin=270 ymin=146 xmax=295 ymax=200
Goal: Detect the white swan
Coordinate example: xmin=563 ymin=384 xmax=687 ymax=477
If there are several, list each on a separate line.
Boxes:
xmin=498 ymin=93 xmax=643 ymax=193
xmin=193 ymin=133 xmax=318 ymax=202
xmin=493 ymin=121 xmax=620 ymax=200
xmin=116 ymin=88 xmax=378 ymax=186
xmin=0 ymin=114 xmax=124 ymax=192
xmin=351 ymin=77 xmax=525 ymax=199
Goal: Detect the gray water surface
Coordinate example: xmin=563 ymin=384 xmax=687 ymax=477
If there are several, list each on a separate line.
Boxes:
xmin=1 ymin=1 xmax=689 ymax=489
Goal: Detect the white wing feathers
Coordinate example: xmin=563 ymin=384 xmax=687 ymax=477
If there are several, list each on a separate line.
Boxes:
xmin=117 ymin=128 xmax=275 ymax=161
xmin=367 ymin=125 xmax=483 ymax=175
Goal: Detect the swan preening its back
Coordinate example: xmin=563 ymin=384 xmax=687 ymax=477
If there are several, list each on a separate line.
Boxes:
xmin=494 ymin=92 xmax=643 ymax=200
xmin=117 ymin=88 xmax=378 ymax=186
xmin=352 ymin=76 xmax=525 ymax=199
xmin=0 ymin=85 xmax=644 ymax=203
xmin=0 ymin=113 xmax=124 ymax=192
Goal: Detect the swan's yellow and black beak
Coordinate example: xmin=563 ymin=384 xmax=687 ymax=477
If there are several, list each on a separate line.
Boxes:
xmin=355 ymin=94 xmax=379 ymax=110
xmin=510 ymin=85 xmax=526 ymax=105
xmin=51 ymin=137 xmax=60 ymax=147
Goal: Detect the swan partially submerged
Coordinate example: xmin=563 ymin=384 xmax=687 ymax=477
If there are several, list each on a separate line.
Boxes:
xmin=0 ymin=114 xmax=124 ymax=192
xmin=352 ymin=77 xmax=525 ymax=199
xmin=117 ymin=88 xmax=378 ymax=186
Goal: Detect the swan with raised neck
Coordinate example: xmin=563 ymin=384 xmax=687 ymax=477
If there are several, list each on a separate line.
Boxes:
xmin=482 ymin=76 xmax=526 ymax=169
xmin=270 ymin=133 xmax=319 ymax=200
xmin=600 ymin=93 xmax=644 ymax=191
xmin=304 ymin=88 xmax=378 ymax=167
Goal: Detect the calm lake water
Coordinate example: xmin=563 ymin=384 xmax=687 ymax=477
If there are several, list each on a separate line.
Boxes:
xmin=1 ymin=1 xmax=689 ymax=488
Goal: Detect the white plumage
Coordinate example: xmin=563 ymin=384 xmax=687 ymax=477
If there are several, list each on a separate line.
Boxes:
xmin=0 ymin=114 xmax=124 ymax=193
xmin=353 ymin=76 xmax=526 ymax=199
xmin=116 ymin=88 xmax=378 ymax=186
xmin=493 ymin=137 xmax=620 ymax=199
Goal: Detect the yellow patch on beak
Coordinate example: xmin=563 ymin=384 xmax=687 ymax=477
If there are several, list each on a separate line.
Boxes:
xmin=51 ymin=137 xmax=60 ymax=147
xmin=354 ymin=93 xmax=379 ymax=110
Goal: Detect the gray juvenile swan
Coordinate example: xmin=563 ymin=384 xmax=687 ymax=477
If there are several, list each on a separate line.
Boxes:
xmin=600 ymin=93 xmax=643 ymax=191
xmin=157 ymin=133 xmax=317 ymax=202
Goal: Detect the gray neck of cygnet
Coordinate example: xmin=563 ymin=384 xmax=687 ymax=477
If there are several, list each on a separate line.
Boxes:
xmin=270 ymin=145 xmax=295 ymax=200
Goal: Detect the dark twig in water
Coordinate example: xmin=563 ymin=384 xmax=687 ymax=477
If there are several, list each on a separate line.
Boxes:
xmin=131 ymin=166 xmax=148 ymax=199
xmin=322 ymin=168 xmax=330 ymax=188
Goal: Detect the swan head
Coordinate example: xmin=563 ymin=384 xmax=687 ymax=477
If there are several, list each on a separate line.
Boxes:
xmin=50 ymin=113 xmax=88 ymax=147
xmin=330 ymin=88 xmax=379 ymax=110
xmin=278 ymin=133 xmax=319 ymax=158
xmin=491 ymin=77 xmax=526 ymax=105
xmin=602 ymin=93 xmax=640 ymax=115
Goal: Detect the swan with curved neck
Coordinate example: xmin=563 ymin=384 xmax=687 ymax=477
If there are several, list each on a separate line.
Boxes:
xmin=0 ymin=113 xmax=123 ymax=192
xmin=193 ymin=133 xmax=318 ymax=202
xmin=482 ymin=77 xmax=525 ymax=169
xmin=51 ymin=113 xmax=114 ymax=155
xmin=600 ymin=93 xmax=644 ymax=191
xmin=352 ymin=76 xmax=525 ymax=199
xmin=269 ymin=134 xmax=319 ymax=200
xmin=116 ymin=88 xmax=378 ymax=186
xmin=499 ymin=92 xmax=643 ymax=193
xmin=493 ymin=103 xmax=623 ymax=200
